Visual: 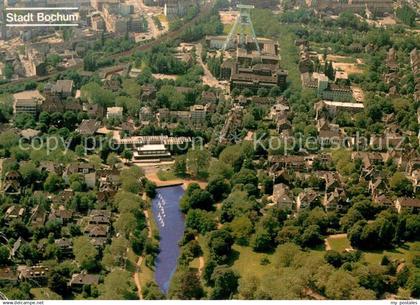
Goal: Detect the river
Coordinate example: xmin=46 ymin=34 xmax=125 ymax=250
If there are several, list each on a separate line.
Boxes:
xmin=151 ymin=185 xmax=185 ymax=294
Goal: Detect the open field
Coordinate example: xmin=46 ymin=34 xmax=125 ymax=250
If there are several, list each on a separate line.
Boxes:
xmin=219 ymin=11 xmax=238 ymax=25
xmin=157 ymin=169 xmax=178 ymax=181
xmin=332 ymin=62 xmax=365 ymax=74
xmin=363 ymin=242 xmax=420 ymax=265
xmin=231 ymin=245 xmax=273 ymax=280
xmin=317 ymin=54 xmax=365 ymax=74
xmin=325 ymin=234 xmax=352 ymax=252
xmin=31 ymin=288 xmax=62 ymax=300
xmin=325 ymin=234 xmax=420 ymax=265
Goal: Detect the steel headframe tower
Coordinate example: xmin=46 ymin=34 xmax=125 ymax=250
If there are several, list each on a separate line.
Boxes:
xmin=222 ymin=4 xmax=260 ymax=54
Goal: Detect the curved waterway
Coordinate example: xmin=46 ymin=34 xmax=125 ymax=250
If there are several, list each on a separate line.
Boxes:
xmin=151 ymin=185 xmax=185 ymax=294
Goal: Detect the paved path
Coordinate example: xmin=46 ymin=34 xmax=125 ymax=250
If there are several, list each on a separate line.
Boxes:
xmin=195 ymin=43 xmax=227 ymax=90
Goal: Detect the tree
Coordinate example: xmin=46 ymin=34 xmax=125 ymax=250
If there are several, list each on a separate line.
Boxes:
xmin=325 ymin=270 xmax=358 ymax=299
xmin=251 ymin=228 xmax=273 ymax=252
xmin=115 ymin=212 xmax=137 ymax=238
xmin=228 ymin=215 xmax=253 ymax=246
xmin=84 ymin=52 xmax=98 ymax=71
xmin=169 ymin=268 xmax=204 ymax=300
xmin=396 ymin=4 xmax=416 ymax=27
xmin=300 ymin=225 xmax=323 ymax=247
xmin=185 ymin=209 xmax=217 ymax=234
xmin=186 ymin=148 xmax=211 ymax=178
xmin=3 ymin=63 xmax=14 ymax=80
xmin=408 ymin=271 xmax=420 ymax=298
xmin=102 ymin=237 xmax=129 ymax=269
xmin=142 ymin=281 xmax=166 ymax=300
xmin=207 ymin=229 xmax=234 ymax=264
xmin=19 ymin=161 xmax=40 ymax=185
xmin=100 ymin=269 xmax=137 ymax=299
xmin=49 ymin=270 xmax=69 ymax=296
xmin=273 ymin=243 xmax=301 ymax=268
xmin=324 ymin=250 xmax=343 ymax=268
xmin=206 ymin=175 xmax=231 ymax=202
xmin=390 ymin=172 xmax=413 ymax=197
xmin=174 ymin=156 xmax=187 ymax=177
xmin=106 ymin=152 xmax=119 ymax=167
xmin=122 ymin=150 xmax=133 ymax=162
xmin=0 ymin=130 xmax=19 ymax=148
xmin=238 ymin=275 xmax=260 ymax=299
xmin=180 ymin=188 xmax=214 ymax=212
xmin=210 ymin=266 xmax=239 ymax=299
xmin=144 ymin=179 xmax=157 ymax=198
xmin=0 ymin=246 xmax=9 ymax=265
xmin=73 ymin=236 xmax=98 ymax=271
xmin=44 ymin=173 xmax=64 ymax=193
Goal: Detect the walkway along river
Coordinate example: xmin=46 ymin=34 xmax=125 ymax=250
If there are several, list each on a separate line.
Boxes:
xmin=151 ymin=185 xmax=185 ymax=294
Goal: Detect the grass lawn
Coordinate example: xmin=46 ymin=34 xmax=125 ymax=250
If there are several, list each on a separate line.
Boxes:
xmin=325 ymin=235 xmax=420 ymax=265
xmin=190 ymin=257 xmax=200 ymax=269
xmin=327 ymin=235 xmax=352 ymax=252
xmin=30 ymin=288 xmax=62 ymax=300
xmin=126 ymin=248 xmax=139 ymax=273
xmin=231 ymin=245 xmax=273 ymax=280
xmin=157 ymin=169 xmax=177 ymax=181
xmin=139 ymin=256 xmax=155 ymax=285
xmin=363 ymin=242 xmax=420 ymax=265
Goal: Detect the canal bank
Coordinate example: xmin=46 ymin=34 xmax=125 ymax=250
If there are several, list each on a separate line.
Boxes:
xmin=151 ymin=185 xmax=186 ymax=294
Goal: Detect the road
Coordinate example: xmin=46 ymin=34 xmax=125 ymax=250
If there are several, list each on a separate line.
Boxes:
xmin=195 ymin=42 xmax=227 ymax=90
xmin=131 ymin=0 xmax=167 ymax=39
xmin=0 ymin=0 xmax=215 ymax=89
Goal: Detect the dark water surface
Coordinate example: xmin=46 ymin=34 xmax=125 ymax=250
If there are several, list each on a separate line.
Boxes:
xmin=151 ymin=185 xmax=185 ymax=294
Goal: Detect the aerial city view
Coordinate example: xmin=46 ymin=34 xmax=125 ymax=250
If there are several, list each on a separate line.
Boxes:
xmin=0 ymin=0 xmax=418 ymax=301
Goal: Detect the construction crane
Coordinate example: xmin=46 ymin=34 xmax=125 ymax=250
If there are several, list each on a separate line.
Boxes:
xmin=222 ymin=4 xmax=260 ymax=54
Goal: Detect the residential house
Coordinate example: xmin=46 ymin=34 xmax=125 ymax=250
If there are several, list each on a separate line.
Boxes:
xmin=85 ymin=104 xmax=105 ymax=119
xmin=314 ymin=100 xmax=364 ymax=120
xmin=324 ymin=172 xmax=341 ymax=192
xmin=38 ymin=161 xmax=63 ymax=176
xmin=352 ymin=152 xmax=384 ymax=171
xmin=2 ymin=171 xmax=22 ymax=196
xmin=272 ymin=183 xmax=294 ymax=210
xmin=106 ymin=107 xmax=123 ymax=119
xmin=18 ymin=265 xmax=49 ymax=285
xmin=268 ymin=102 xmax=289 ymax=121
xmin=76 ymin=119 xmax=101 ymax=136
xmin=141 ymin=84 xmax=157 ymax=100
xmin=323 ymin=188 xmax=347 ymax=212
xmin=373 ymin=194 xmax=393 ymax=208
xmin=69 ymin=272 xmax=99 ymax=291
xmin=28 ymin=205 xmax=47 ymax=229
xmin=394 ymin=197 xmax=420 ymax=214
xmin=54 ymin=238 xmax=73 ymax=257
xmin=51 ymin=80 xmax=74 ymax=98
xmin=368 ymin=177 xmax=387 ymax=198
xmin=49 ymin=205 xmax=73 ymax=224
xmin=296 ymin=189 xmax=320 ymax=211
xmin=139 ymin=106 xmax=154 ymax=123
xmin=65 ymin=163 xmax=97 ymax=189
xmin=269 ymin=155 xmax=308 ymax=172
xmin=4 ymin=205 xmax=26 ymax=225
xmin=201 ymin=91 xmax=217 ymax=105
xmin=0 ymin=267 xmax=18 ymax=285
xmin=276 ymin=118 xmax=292 ymax=133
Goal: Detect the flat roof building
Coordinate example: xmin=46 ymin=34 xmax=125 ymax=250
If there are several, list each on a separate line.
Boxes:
xmin=13 ymin=90 xmax=45 ymax=116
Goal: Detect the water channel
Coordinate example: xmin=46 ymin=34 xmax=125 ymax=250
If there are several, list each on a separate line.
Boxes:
xmin=151 ymin=185 xmax=185 ymax=294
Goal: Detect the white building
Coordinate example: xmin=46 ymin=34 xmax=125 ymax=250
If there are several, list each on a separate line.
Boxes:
xmin=106 ymin=107 xmax=123 ymax=119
